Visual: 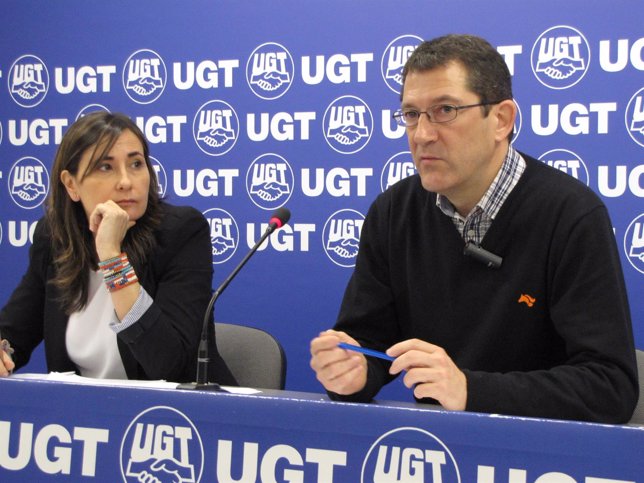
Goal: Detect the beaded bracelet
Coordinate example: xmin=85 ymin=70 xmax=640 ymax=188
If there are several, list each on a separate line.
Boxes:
xmin=98 ymin=253 xmax=139 ymax=292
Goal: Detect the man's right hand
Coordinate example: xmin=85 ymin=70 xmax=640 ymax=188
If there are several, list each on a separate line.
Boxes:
xmin=310 ymin=330 xmax=368 ymax=395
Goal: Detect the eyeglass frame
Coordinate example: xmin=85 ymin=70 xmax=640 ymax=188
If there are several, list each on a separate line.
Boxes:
xmin=392 ymin=100 xmax=507 ymax=127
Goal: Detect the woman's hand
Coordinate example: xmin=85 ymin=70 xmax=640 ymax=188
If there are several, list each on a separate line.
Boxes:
xmin=89 ymin=200 xmax=135 ymax=260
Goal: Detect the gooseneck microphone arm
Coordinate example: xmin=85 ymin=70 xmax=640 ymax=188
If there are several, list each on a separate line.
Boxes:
xmin=179 ymin=207 xmax=291 ymax=390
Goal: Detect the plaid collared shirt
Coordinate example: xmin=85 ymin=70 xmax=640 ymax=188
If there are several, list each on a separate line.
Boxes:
xmin=436 ymin=145 xmax=526 ymax=245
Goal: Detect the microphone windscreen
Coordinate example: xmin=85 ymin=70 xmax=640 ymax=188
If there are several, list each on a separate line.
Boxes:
xmin=269 ymin=207 xmax=291 ymax=228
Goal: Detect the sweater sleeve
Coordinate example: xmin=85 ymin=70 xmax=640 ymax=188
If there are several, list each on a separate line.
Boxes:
xmin=329 ymin=194 xmax=401 ymax=402
xmin=464 ymin=204 xmax=638 ymax=423
xmin=116 ymin=205 xmax=215 ymax=383
xmin=0 ymin=218 xmax=50 ymax=370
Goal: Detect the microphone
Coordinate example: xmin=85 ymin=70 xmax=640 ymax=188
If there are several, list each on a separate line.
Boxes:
xmin=178 ymin=207 xmax=291 ymax=391
xmin=463 ymin=241 xmax=503 ymax=269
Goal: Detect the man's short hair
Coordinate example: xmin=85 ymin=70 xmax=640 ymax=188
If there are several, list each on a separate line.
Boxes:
xmin=401 ymin=34 xmax=513 ymax=107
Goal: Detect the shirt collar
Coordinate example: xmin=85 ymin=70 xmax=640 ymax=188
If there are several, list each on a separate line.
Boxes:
xmin=436 ymin=145 xmax=525 ymax=220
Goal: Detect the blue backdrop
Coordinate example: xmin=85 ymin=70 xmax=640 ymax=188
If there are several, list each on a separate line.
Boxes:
xmin=0 ymin=0 xmax=642 ymax=400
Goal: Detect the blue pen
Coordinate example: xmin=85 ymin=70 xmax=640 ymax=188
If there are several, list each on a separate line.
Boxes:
xmin=338 ymin=342 xmax=395 ymax=361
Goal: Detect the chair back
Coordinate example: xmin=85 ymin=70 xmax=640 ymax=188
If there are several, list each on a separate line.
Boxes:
xmin=630 ymin=349 xmax=644 ymax=424
xmin=215 ymin=322 xmax=286 ymax=390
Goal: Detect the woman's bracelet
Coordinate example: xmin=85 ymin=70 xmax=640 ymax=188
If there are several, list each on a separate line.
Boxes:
xmin=98 ymin=252 xmax=138 ymax=292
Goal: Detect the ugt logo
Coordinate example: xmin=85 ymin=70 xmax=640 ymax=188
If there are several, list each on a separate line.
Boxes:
xmin=246 ymin=153 xmax=294 ymax=211
xmin=361 ymin=427 xmax=461 ymax=483
xmin=625 ymin=87 xmax=644 ymax=148
xmin=76 ymin=104 xmax=111 ymax=121
xmin=624 ymin=213 xmax=644 ymax=275
xmin=193 ymin=100 xmax=239 ymax=156
xmin=381 ymin=35 xmax=423 ymax=94
xmin=8 ymin=157 xmax=49 ymax=209
xmin=322 ymin=209 xmax=365 ymax=268
xmin=204 ymin=207 xmax=239 ymax=265
xmin=120 ymin=406 xmax=204 ymax=483
xmin=531 ymin=25 xmax=590 ymax=89
xmin=538 ymin=148 xmax=589 ymax=186
xmin=323 ymin=95 xmax=373 ymax=155
xmin=380 ymin=151 xmax=415 ymax=192
xmin=122 ymin=49 xmax=167 ymax=104
xmin=512 ymin=98 xmax=523 ymax=144
xmin=8 ymin=54 xmax=49 ymax=108
xmin=149 ymin=156 xmax=167 ymax=197
xmin=246 ymin=42 xmax=294 ymax=100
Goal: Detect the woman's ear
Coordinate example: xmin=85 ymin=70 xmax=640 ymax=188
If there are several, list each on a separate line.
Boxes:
xmin=60 ymin=170 xmax=80 ymax=202
xmin=494 ymin=99 xmax=517 ymax=142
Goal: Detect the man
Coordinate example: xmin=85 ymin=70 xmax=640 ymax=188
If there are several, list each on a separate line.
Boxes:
xmin=309 ymin=34 xmax=638 ymax=423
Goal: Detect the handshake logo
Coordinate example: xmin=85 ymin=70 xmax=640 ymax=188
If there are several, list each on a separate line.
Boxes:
xmin=246 ymin=154 xmax=294 ymax=210
xmin=626 ymin=88 xmax=644 ymax=148
xmin=193 ymin=100 xmax=239 ymax=156
xmin=323 ymin=209 xmax=365 ymax=268
xmin=9 ymin=55 xmax=49 ymax=108
xmin=381 ymin=35 xmax=423 ymax=94
xmin=323 ymin=96 xmax=373 ymax=154
xmin=247 ymin=42 xmax=294 ymax=100
xmin=204 ymin=208 xmax=239 ymax=265
xmin=531 ymin=26 xmax=590 ymax=89
xmin=123 ymin=49 xmax=167 ymax=104
xmin=120 ymin=407 xmax=203 ymax=483
xmin=624 ymin=214 xmax=644 ymax=275
xmin=9 ymin=157 xmax=49 ymax=210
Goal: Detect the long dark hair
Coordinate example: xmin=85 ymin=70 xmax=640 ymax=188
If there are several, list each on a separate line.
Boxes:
xmin=46 ymin=111 xmax=161 ymax=314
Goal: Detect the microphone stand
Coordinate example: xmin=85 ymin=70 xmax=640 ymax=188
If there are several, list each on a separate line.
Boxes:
xmin=178 ymin=219 xmax=283 ymax=391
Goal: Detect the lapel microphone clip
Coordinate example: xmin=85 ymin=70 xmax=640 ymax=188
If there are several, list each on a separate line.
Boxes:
xmin=463 ymin=241 xmax=503 ymax=269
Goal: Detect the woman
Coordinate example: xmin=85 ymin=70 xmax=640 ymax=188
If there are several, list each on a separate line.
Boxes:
xmin=0 ymin=111 xmax=235 ymax=385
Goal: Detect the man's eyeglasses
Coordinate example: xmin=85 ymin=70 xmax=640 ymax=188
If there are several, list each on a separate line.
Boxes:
xmin=392 ymin=100 xmax=505 ymax=127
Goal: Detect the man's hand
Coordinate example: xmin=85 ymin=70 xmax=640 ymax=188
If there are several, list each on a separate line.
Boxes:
xmin=387 ymin=339 xmax=467 ymax=411
xmin=310 ymin=330 xmax=368 ymax=395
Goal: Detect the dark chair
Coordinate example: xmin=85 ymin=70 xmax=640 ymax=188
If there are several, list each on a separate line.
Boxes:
xmin=215 ymin=322 xmax=286 ymax=390
xmin=629 ymin=349 xmax=644 ymax=424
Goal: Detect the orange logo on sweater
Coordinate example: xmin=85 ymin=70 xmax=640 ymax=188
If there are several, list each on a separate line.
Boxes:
xmin=518 ymin=294 xmax=536 ymax=307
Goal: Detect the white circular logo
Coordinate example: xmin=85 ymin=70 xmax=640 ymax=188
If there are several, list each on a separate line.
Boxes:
xmin=204 ymin=208 xmax=239 ymax=265
xmin=192 ymin=100 xmax=239 ymax=156
xmin=246 ymin=42 xmax=294 ymax=100
xmin=323 ymin=95 xmax=373 ymax=154
xmin=122 ymin=49 xmax=167 ymax=104
xmin=381 ymin=35 xmax=423 ymax=94
xmin=149 ymin=156 xmax=167 ymax=197
xmin=624 ymin=213 xmax=644 ymax=275
xmin=246 ymin=153 xmax=294 ymax=210
xmin=512 ymin=98 xmax=522 ymax=144
xmin=624 ymin=87 xmax=644 ymax=148
xmin=120 ymin=406 xmax=204 ymax=483
xmin=8 ymin=157 xmax=50 ymax=209
xmin=76 ymin=104 xmax=111 ymax=121
xmin=361 ymin=427 xmax=461 ymax=483
xmin=381 ymin=151 xmax=415 ymax=192
xmin=322 ymin=209 xmax=365 ymax=267
xmin=8 ymin=54 xmax=49 ymax=108
xmin=539 ymin=148 xmax=589 ymax=186
xmin=531 ymin=26 xmax=590 ymax=89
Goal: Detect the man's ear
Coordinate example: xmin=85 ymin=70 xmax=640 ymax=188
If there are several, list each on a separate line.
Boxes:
xmin=494 ymin=99 xmax=517 ymax=142
xmin=60 ymin=170 xmax=80 ymax=202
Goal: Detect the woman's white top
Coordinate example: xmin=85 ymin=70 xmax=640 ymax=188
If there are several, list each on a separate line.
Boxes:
xmin=66 ymin=270 xmax=128 ymax=379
